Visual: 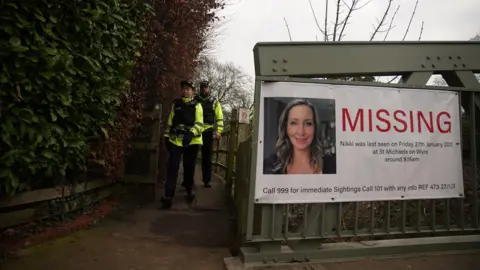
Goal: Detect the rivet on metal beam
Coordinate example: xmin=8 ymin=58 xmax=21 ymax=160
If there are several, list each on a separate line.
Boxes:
xmin=437 ymin=56 xmax=441 ymax=60
xmin=454 ymin=64 xmax=458 ymax=68
xmin=458 ymin=56 xmax=462 ymax=60
xmin=426 ymin=56 xmax=430 ymax=60
xmin=283 ymin=58 xmax=287 ymax=63
xmin=432 ymin=64 xmax=435 ymax=68
xmin=463 ymin=64 xmax=466 ymax=67
xmin=421 ymin=64 xmax=425 ymax=68
xmin=273 ymin=68 xmax=277 ymax=72
xmin=282 ymin=68 xmax=287 ymax=71
xmin=449 ymin=56 xmax=452 ymax=60
xmin=272 ymin=59 xmax=277 ymax=63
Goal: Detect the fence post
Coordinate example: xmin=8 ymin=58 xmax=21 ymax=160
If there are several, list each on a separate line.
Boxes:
xmin=121 ymin=104 xmax=162 ymax=201
xmin=236 ymin=108 xmax=251 ymax=145
xmin=214 ymin=138 xmax=220 ymax=173
xmin=225 ymin=109 xmax=239 ymax=202
xmin=231 ymin=109 xmax=251 ymax=251
xmin=152 ymin=103 xmax=162 ymax=201
xmin=234 ymin=107 xmax=251 ymax=201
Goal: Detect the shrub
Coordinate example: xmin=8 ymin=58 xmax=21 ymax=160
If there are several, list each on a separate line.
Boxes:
xmin=0 ymin=0 xmax=152 ymax=195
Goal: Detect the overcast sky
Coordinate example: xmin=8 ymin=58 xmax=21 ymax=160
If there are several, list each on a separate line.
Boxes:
xmin=213 ymin=0 xmax=480 ymax=78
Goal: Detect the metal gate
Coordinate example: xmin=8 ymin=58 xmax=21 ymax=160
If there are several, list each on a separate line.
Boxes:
xmin=233 ymin=41 xmax=480 ymax=264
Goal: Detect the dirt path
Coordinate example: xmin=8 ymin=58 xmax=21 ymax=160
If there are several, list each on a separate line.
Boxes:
xmin=1 ymin=166 xmax=231 ymax=270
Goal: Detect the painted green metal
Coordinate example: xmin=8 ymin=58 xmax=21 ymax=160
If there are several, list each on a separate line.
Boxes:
xmin=256 ymin=75 xmax=480 ymax=92
xmin=240 ymin=235 xmax=480 ymax=264
xmin=237 ymin=41 xmax=480 ymax=265
xmin=253 ymin=41 xmax=480 ymax=77
xmin=245 ymin=80 xmax=262 ymax=241
xmin=225 ymin=109 xmax=239 ymax=204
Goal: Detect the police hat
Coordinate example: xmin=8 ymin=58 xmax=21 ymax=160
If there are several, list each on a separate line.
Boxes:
xmin=180 ymin=80 xmax=194 ymax=88
xmin=199 ymin=80 xmax=209 ymax=88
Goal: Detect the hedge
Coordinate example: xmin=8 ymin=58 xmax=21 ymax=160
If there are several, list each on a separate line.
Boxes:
xmin=0 ymin=0 xmax=152 ymax=195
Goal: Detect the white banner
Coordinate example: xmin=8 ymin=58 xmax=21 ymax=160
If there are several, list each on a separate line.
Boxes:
xmin=254 ymin=82 xmax=464 ymax=204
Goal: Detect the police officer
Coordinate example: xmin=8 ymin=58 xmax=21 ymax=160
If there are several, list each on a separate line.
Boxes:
xmin=162 ymin=80 xmax=204 ymax=209
xmin=194 ymin=80 xmax=224 ymax=188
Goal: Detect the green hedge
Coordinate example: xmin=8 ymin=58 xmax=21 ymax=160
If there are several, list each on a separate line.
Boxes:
xmin=0 ymin=0 xmax=152 ymax=195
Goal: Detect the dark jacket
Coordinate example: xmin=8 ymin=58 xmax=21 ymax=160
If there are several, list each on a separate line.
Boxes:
xmin=263 ymin=154 xmax=337 ymax=175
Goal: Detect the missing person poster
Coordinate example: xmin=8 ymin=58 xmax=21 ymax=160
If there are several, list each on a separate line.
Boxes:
xmin=255 ymin=81 xmax=464 ymax=204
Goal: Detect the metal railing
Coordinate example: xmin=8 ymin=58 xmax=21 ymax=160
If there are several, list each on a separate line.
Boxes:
xmin=211 ymin=130 xmax=231 ymax=177
xmin=231 ymin=83 xmax=480 ymax=264
xmin=209 ymin=113 xmax=243 ymax=202
xmin=227 ymin=41 xmax=480 ymax=264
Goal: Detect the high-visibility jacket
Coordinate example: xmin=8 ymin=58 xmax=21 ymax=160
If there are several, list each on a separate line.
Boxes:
xmin=194 ymin=95 xmax=224 ymax=133
xmin=164 ymin=97 xmax=204 ymax=146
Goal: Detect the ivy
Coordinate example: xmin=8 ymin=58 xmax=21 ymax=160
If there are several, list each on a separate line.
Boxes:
xmin=0 ymin=0 xmax=224 ymax=196
xmin=0 ymin=0 xmax=152 ymax=195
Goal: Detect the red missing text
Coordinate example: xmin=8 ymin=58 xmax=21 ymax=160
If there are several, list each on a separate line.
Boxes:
xmin=341 ymin=108 xmax=452 ymax=133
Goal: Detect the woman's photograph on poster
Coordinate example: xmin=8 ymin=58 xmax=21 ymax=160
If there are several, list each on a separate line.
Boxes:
xmin=263 ymin=97 xmax=337 ymax=175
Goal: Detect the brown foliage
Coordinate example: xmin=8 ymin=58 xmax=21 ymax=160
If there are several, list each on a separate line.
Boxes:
xmin=92 ymin=0 xmax=225 ymax=180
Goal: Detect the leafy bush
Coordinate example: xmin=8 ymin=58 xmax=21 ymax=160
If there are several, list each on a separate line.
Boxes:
xmin=0 ymin=0 xmax=152 ymax=195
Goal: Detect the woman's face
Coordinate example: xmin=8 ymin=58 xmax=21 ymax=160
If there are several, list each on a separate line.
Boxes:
xmin=286 ymin=104 xmax=315 ymax=151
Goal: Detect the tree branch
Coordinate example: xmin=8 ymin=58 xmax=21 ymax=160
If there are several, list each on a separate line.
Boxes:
xmin=338 ymin=0 xmax=370 ymax=41
xmin=369 ymin=0 xmax=393 ymax=41
xmin=384 ymin=0 xmax=424 ymax=83
xmin=283 ymin=17 xmax=292 ymax=41
xmin=355 ymin=0 xmax=373 ymax=10
xmin=309 ymin=0 xmax=328 ymax=41
xmin=333 ymin=0 xmax=341 ymax=41
xmin=402 ymin=0 xmax=419 ymax=40
xmin=194 ymin=56 xmax=253 ymax=111
xmin=383 ymin=4 xmax=400 ymax=41
xmin=418 ymin=21 xmax=424 ymax=41
xmin=324 ymin=0 xmax=329 ymax=41
xmin=387 ymin=0 xmax=421 ymax=84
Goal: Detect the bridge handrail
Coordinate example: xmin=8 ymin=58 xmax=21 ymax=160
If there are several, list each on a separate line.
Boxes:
xmin=211 ymin=129 xmax=236 ymax=178
xmin=214 ymin=88 xmax=480 ymax=262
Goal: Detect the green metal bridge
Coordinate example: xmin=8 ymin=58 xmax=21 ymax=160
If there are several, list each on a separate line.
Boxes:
xmin=216 ymin=41 xmax=480 ymax=268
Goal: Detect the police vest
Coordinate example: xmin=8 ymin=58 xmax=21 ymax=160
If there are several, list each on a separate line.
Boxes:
xmin=196 ymin=96 xmax=216 ymax=125
xmin=172 ymin=99 xmax=197 ymax=128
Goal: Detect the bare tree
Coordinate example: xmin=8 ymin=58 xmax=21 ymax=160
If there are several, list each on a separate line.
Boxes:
xmin=193 ymin=56 xmax=254 ymax=116
xmin=305 ymin=0 xmax=423 ymax=42
xmin=200 ymin=0 xmax=239 ymax=57
xmin=283 ymin=0 xmax=424 ymax=81
xmin=283 ymin=0 xmax=424 ymax=82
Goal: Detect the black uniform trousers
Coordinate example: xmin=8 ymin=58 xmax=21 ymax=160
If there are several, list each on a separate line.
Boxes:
xmin=165 ymin=141 xmax=199 ymax=198
xmin=200 ymin=129 xmax=214 ymax=185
